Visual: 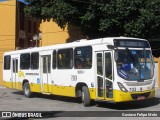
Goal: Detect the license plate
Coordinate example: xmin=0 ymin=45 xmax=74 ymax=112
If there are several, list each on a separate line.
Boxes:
xmin=137 ymin=96 xmax=145 ymax=100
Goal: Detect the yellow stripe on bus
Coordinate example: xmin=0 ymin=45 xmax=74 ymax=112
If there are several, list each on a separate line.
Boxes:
xmin=3 ymin=81 xmax=97 ymax=99
xmin=113 ymin=89 xmax=155 ymax=102
xmin=3 ymin=81 xmax=155 ymax=102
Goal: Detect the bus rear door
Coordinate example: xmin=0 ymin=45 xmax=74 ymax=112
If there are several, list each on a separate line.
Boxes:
xmin=11 ymin=57 xmax=18 ymax=89
xmin=41 ymin=55 xmax=51 ymax=93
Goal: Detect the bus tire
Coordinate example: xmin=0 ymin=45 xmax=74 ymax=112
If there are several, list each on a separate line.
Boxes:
xmin=23 ymin=82 xmax=32 ymax=98
xmin=82 ymin=86 xmax=90 ymax=107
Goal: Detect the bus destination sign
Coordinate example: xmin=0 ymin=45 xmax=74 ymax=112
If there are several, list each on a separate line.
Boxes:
xmin=114 ymin=39 xmax=150 ymax=48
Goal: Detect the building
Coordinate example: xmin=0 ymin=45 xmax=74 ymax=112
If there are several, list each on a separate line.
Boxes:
xmin=0 ymin=0 xmax=16 ymax=85
xmin=0 ymin=0 xmax=160 ymax=88
xmin=0 ymin=0 xmax=86 ymax=85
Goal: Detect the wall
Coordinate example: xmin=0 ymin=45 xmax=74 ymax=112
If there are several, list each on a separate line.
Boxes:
xmin=40 ymin=20 xmax=69 ymax=46
xmin=0 ymin=0 xmax=16 ymax=85
xmin=154 ymin=57 xmax=160 ymax=88
xmin=0 ymin=1 xmax=87 ymax=86
xmin=40 ymin=20 xmax=87 ymax=46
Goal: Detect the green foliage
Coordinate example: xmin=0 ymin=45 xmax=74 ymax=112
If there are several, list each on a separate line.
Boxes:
xmin=25 ymin=0 xmax=160 ymax=38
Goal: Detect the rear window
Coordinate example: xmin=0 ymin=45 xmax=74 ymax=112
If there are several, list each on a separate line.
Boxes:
xmin=4 ymin=55 xmax=11 ymax=70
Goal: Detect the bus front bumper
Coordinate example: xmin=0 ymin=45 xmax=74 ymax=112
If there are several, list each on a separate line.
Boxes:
xmin=113 ymin=88 xmax=155 ymax=102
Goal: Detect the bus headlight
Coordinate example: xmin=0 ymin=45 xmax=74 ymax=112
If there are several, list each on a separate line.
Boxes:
xmin=117 ymin=82 xmax=128 ymax=92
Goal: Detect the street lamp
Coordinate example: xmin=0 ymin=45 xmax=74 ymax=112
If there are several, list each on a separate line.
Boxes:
xmin=33 ymin=33 xmax=41 ymax=47
xmin=33 ymin=35 xmax=38 ymax=47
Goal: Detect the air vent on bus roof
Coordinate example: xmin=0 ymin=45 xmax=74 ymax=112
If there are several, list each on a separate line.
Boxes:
xmin=74 ymin=39 xmax=87 ymax=42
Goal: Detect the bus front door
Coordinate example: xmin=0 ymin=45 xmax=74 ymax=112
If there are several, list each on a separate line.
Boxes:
xmin=11 ymin=58 xmax=18 ymax=89
xmin=96 ymin=51 xmax=113 ymax=100
xmin=41 ymin=55 xmax=51 ymax=93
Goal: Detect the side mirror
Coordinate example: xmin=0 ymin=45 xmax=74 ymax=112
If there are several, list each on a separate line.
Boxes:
xmin=114 ymin=51 xmax=119 ymax=62
xmin=107 ymin=45 xmax=114 ymax=50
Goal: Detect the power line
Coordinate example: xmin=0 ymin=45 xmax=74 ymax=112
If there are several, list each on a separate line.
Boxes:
xmin=0 ymin=46 xmax=15 ymax=49
xmin=41 ymin=27 xmax=83 ymax=34
xmin=0 ymin=47 xmax=15 ymax=49
xmin=0 ymin=43 xmax=15 ymax=45
xmin=0 ymin=35 xmax=15 ymax=36
xmin=0 ymin=39 xmax=15 ymax=41
xmin=0 ymin=3 xmax=15 ymax=6
xmin=42 ymin=31 xmax=67 ymax=34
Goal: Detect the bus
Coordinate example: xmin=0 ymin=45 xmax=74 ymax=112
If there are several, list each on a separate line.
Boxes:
xmin=3 ymin=37 xmax=155 ymax=106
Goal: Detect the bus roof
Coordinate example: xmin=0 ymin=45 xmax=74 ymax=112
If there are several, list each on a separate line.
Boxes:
xmin=3 ymin=37 xmax=147 ymax=55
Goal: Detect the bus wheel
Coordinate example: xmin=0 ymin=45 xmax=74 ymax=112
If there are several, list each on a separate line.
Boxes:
xmin=23 ymin=82 xmax=32 ymax=98
xmin=82 ymin=86 xmax=90 ymax=107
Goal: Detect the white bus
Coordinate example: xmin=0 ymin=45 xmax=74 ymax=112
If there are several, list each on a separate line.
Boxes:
xmin=3 ymin=37 xmax=155 ymax=106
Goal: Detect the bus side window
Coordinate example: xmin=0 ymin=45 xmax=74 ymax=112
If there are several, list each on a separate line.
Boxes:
xmin=58 ymin=53 xmax=63 ymax=67
xmin=105 ymin=53 xmax=112 ymax=80
xmin=4 ymin=55 xmax=11 ymax=70
xmin=52 ymin=50 xmax=56 ymax=69
xmin=57 ymin=48 xmax=73 ymax=69
xmin=74 ymin=46 xmax=92 ymax=69
xmin=12 ymin=59 xmax=18 ymax=73
xmin=31 ymin=52 xmax=39 ymax=69
xmin=20 ymin=53 xmax=30 ymax=70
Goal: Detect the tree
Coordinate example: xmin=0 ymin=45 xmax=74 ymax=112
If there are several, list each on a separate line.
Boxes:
xmin=25 ymin=0 xmax=160 ymax=39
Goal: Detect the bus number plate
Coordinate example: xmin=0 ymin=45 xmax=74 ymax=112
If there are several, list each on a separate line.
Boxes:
xmin=137 ymin=96 xmax=145 ymax=100
xmin=129 ymin=87 xmax=136 ymax=92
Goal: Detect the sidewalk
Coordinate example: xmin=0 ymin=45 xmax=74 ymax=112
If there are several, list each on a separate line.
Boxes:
xmin=0 ymin=86 xmax=6 ymax=88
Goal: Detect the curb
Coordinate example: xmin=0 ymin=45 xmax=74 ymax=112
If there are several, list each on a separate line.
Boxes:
xmin=0 ymin=86 xmax=6 ymax=89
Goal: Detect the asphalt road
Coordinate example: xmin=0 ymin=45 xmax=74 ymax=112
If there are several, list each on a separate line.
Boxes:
xmin=0 ymin=87 xmax=160 ymax=120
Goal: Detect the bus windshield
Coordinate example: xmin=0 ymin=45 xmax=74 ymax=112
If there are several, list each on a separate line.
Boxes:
xmin=116 ymin=49 xmax=154 ymax=81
